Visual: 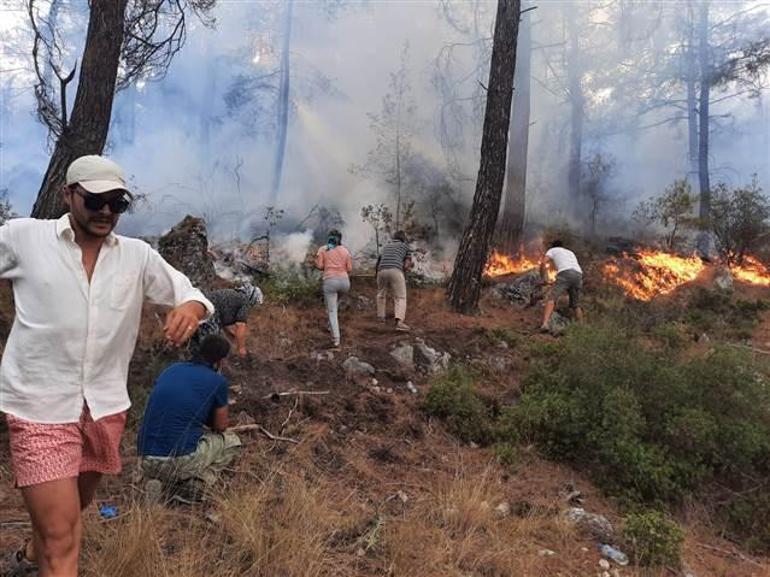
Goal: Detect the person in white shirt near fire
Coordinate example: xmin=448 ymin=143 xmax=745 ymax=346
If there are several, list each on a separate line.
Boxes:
xmin=0 ymin=155 xmax=213 ymax=577
xmin=539 ymin=239 xmax=584 ymax=331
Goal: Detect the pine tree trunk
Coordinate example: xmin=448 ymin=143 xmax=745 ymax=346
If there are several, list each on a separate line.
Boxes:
xmin=697 ymin=0 xmax=711 ymax=220
xmin=31 ymin=0 xmax=130 ymax=219
xmin=686 ymin=2 xmax=699 ymax=195
xmin=498 ymin=3 xmax=531 ymax=252
xmin=271 ymin=0 xmax=294 ymax=203
xmin=565 ymin=5 xmax=584 ymax=219
xmin=447 ymin=0 xmax=520 ymax=314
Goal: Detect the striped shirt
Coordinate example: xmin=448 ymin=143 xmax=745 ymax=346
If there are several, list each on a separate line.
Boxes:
xmin=378 ymin=240 xmax=412 ymax=271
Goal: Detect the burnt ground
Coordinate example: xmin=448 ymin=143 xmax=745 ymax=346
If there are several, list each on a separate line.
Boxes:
xmin=0 ymin=275 xmax=769 ymax=576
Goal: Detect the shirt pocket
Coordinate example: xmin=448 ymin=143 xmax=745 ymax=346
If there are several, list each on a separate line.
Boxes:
xmin=110 ymin=275 xmax=136 ymax=310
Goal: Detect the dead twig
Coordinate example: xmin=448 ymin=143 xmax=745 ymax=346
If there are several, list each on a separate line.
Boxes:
xmin=697 ymin=543 xmax=764 ymax=567
xmin=279 ymin=396 xmax=300 ymax=433
xmin=726 ymin=342 xmax=770 ymax=356
xmin=263 ymin=390 xmax=330 ymax=399
xmin=230 ymin=423 xmax=299 ymax=444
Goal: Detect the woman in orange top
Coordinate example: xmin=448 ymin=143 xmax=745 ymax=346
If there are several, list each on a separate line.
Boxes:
xmin=315 ymin=229 xmax=353 ymax=348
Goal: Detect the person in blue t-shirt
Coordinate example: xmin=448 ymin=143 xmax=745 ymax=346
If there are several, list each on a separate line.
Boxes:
xmin=138 ymin=334 xmax=242 ymax=490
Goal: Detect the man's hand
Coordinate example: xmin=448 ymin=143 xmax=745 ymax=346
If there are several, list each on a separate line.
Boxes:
xmin=164 ymin=301 xmax=207 ymax=346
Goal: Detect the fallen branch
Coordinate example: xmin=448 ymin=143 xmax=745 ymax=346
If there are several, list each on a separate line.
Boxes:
xmin=697 ymin=543 xmax=764 ymax=567
xmin=0 ymin=520 xmax=31 ymax=528
xmin=229 ymin=423 xmax=299 ymax=444
xmin=726 ymin=343 xmax=770 ymax=356
xmin=280 ymin=397 xmax=300 ymax=433
xmin=263 ymin=390 xmax=330 ymax=399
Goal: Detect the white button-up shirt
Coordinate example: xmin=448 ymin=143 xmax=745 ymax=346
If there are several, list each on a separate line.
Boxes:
xmin=0 ymin=215 xmax=214 ymax=423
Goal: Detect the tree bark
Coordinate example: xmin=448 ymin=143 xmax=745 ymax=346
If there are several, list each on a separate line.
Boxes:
xmin=684 ymin=1 xmax=700 ymax=199
xmin=498 ymin=2 xmax=531 ymax=252
xmin=31 ymin=0 xmax=130 ymax=219
xmin=448 ymin=0 xmax=520 ymax=314
xmin=697 ymin=0 xmax=711 ymax=220
xmin=270 ymin=0 xmax=294 ymax=203
xmin=565 ymin=5 xmax=584 ymax=219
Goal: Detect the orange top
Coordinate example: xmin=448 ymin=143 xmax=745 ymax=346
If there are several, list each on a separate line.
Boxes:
xmin=316 ymin=245 xmax=352 ymax=280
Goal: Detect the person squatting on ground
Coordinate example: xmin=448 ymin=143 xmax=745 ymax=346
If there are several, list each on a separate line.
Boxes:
xmin=315 ymin=229 xmax=353 ymax=349
xmin=539 ymin=239 xmax=584 ymax=331
xmin=0 ymin=155 xmax=214 ymax=577
xmin=192 ymin=282 xmax=263 ymax=359
xmin=376 ymin=231 xmax=413 ymax=332
xmin=137 ymin=334 xmax=241 ymax=497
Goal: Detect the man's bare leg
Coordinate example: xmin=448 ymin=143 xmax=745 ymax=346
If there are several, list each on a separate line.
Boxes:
xmin=575 ymin=307 xmax=584 ymax=323
xmin=21 ymin=477 xmax=82 ymax=577
xmin=541 ymin=300 xmax=556 ymax=330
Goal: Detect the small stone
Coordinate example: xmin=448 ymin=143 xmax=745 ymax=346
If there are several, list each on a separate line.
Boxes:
xmin=371 ymin=377 xmax=378 ymax=386
xmin=356 ymin=548 xmax=365 ymax=557
xmin=599 ymin=559 xmax=610 ymax=570
xmin=469 ymin=441 xmax=479 ymax=449
xmin=386 ymin=387 xmax=393 ymax=394
xmin=538 ymin=548 xmax=556 ymax=557
xmin=601 ymin=572 xmax=610 ymax=577
xmin=397 ymin=490 xmax=409 ymax=503
xmin=372 ymin=386 xmax=381 ymax=393
xmin=581 ymin=547 xmax=589 ymax=552
xmin=494 ymin=502 xmax=510 ymax=518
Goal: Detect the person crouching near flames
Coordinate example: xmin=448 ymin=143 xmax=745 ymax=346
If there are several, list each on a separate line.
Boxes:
xmin=539 ymin=239 xmax=584 ymax=331
xmin=137 ymin=334 xmax=241 ymax=499
xmin=315 ymin=229 xmax=353 ymax=349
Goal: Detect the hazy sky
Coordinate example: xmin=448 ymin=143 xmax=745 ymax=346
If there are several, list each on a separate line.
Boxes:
xmin=1 ymin=0 xmax=769 ymax=250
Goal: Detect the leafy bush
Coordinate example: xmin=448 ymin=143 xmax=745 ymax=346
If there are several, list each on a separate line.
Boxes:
xmin=500 ymin=323 xmax=770 ymax=507
xmin=708 ymin=176 xmax=770 ymax=264
xmin=723 ymin=490 xmax=770 ymax=554
xmin=623 ymin=510 xmax=684 ymax=567
xmin=423 ymin=366 xmax=491 ymax=445
xmin=262 ymin=266 xmax=320 ymax=306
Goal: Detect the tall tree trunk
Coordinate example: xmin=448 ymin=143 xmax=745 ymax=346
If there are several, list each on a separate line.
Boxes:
xmin=697 ymin=0 xmax=711 ymax=220
xmin=565 ymin=5 xmax=584 ymax=218
xmin=270 ymin=0 xmax=294 ymax=203
xmin=686 ymin=2 xmax=699 ymax=195
xmin=498 ymin=2 xmax=531 ymax=252
xmin=31 ymin=0 xmax=130 ymax=219
xmin=448 ymin=0 xmax=520 ymax=314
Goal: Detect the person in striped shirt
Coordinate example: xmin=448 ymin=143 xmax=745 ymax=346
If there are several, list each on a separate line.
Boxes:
xmin=375 ymin=231 xmax=413 ymax=332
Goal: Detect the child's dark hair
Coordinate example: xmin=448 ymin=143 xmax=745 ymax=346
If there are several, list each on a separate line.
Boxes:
xmin=328 ymin=229 xmax=342 ymax=245
xmin=194 ymin=334 xmax=231 ymax=365
xmin=550 ymin=239 xmax=564 ymax=248
xmin=393 ymin=230 xmax=407 ymax=242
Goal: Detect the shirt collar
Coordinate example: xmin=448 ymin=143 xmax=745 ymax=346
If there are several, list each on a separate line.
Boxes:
xmin=57 ymin=213 xmax=119 ymax=246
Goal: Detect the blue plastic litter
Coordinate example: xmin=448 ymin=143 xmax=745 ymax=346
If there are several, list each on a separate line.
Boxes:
xmin=99 ymin=505 xmax=119 ymax=519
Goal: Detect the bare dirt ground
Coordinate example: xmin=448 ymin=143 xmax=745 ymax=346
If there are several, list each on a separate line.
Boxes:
xmin=0 ymin=276 xmax=768 ymax=576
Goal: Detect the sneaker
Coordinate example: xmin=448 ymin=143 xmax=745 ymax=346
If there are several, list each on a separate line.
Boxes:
xmin=3 ymin=545 xmax=38 ymax=576
xmin=395 ymin=321 xmax=411 ymax=332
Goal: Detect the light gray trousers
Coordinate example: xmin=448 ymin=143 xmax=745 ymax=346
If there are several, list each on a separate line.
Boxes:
xmin=323 ymin=276 xmax=351 ymax=343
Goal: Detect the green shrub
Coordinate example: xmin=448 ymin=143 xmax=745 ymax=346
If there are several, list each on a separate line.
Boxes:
xmin=623 ymin=510 xmax=684 ymax=567
xmin=262 ymin=266 xmax=320 ymax=306
xmin=423 ymin=366 xmax=491 ymax=444
xmin=500 ymin=323 xmax=770 ymax=507
xmin=486 ymin=327 xmax=522 ymax=349
xmin=723 ymin=490 xmax=770 ymax=553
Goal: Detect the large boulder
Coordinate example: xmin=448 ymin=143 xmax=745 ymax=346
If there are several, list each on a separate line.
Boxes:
xmin=158 ymin=216 xmax=218 ymax=291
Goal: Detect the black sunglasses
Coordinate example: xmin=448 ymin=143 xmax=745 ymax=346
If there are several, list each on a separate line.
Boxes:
xmin=73 ymin=187 xmax=131 ymax=214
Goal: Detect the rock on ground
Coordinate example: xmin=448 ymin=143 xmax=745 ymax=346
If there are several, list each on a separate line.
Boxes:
xmin=158 ymin=215 xmax=218 ymax=291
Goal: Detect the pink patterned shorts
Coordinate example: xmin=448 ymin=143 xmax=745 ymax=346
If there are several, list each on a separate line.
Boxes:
xmin=6 ymin=406 xmax=127 ymax=488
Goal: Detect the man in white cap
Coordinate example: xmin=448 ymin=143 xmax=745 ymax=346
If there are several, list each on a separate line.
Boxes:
xmin=0 ymin=155 xmax=214 ymax=577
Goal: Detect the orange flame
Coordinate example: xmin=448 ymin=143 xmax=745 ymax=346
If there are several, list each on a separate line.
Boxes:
xmin=484 ymin=250 xmax=541 ymax=277
xmin=730 ymin=255 xmax=770 ymax=286
xmin=602 ymin=249 xmax=706 ymax=301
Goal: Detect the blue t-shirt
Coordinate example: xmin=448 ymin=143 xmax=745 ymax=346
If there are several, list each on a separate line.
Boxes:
xmin=137 ymin=361 xmax=228 ymax=457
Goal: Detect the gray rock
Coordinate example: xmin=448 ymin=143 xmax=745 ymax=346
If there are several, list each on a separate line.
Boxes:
xmin=546 ymin=311 xmax=570 ymax=336
xmin=158 ymin=216 xmax=218 ymax=291
xmin=494 ymin=502 xmax=510 ymax=518
xmin=566 ymin=507 xmax=615 ymax=542
xmin=342 ymin=356 xmax=375 ymax=376
xmin=413 ymin=338 xmax=451 ymax=374
xmin=390 ymin=343 xmax=415 ymax=370
xmin=714 ymin=267 xmax=734 ymax=293
xmin=494 ymin=270 xmax=545 ymax=308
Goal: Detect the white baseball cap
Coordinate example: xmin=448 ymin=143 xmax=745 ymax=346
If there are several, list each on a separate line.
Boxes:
xmin=65 ymin=155 xmax=131 ymax=195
